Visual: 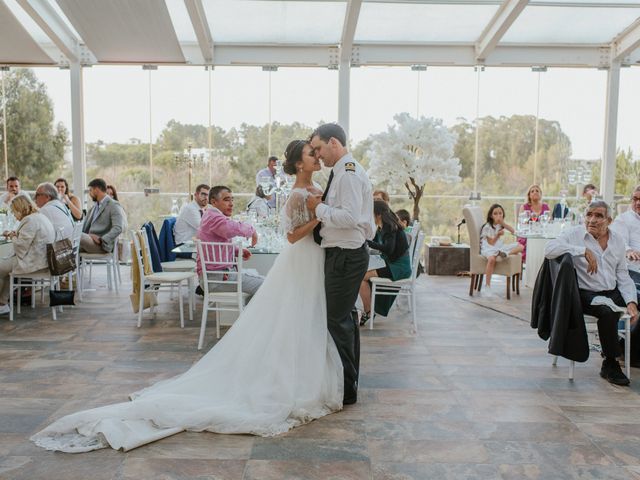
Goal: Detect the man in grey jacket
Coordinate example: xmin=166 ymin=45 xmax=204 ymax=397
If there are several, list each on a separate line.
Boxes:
xmin=81 ymin=178 xmax=125 ymax=254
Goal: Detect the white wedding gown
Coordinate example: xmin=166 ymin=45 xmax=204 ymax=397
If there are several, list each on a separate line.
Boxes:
xmin=31 ymin=188 xmax=343 ymax=453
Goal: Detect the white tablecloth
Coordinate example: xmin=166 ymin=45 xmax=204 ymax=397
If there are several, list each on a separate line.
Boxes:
xmin=523 ymin=237 xmax=552 ymax=288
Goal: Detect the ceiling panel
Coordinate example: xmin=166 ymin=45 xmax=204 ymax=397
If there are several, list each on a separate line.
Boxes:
xmin=0 ymin=1 xmax=54 ymax=64
xmin=355 ymin=2 xmax=500 ymax=43
xmin=502 ymin=5 xmax=640 ymax=44
xmin=203 ymin=1 xmax=346 ymax=44
xmin=56 ymin=0 xmax=185 ymax=63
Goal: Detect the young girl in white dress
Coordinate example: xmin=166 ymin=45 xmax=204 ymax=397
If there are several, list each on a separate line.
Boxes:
xmin=480 ymin=204 xmax=523 ymax=290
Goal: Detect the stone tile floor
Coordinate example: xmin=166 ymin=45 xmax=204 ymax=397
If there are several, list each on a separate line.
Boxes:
xmin=1 ymin=269 xmax=640 ymax=479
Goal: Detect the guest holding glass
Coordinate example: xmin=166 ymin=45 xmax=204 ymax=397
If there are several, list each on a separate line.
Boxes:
xmin=0 ymin=177 xmax=29 ymax=209
xmin=54 ymin=178 xmax=83 ymax=221
xmin=517 ymin=184 xmax=550 ymax=261
xmin=358 ymin=200 xmax=411 ymax=326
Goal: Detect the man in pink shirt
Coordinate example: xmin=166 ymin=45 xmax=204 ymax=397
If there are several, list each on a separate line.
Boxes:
xmin=197 ymin=186 xmax=264 ymax=297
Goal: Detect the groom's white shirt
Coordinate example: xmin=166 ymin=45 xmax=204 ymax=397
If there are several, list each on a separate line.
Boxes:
xmin=315 ymin=153 xmax=375 ymax=249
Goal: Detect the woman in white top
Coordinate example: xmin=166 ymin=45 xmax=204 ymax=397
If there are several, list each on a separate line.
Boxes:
xmin=0 ymin=196 xmax=56 ymax=314
xmin=480 ymin=204 xmax=523 ymax=289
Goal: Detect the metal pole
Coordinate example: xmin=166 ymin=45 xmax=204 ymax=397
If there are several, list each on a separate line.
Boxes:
xmin=533 ymin=70 xmax=541 ymax=185
xmin=473 ymin=66 xmax=481 ymax=196
xmin=267 ymin=70 xmax=272 ymax=157
xmin=148 ymin=69 xmax=154 ymax=188
xmin=1 ymin=68 xmax=7 ymax=180
xmin=70 ymin=63 xmax=86 ymax=206
xmin=338 ymin=60 xmax=351 ymax=142
xmin=416 ymin=70 xmax=421 ymax=118
xmin=601 ymin=62 xmax=621 ymax=203
xmin=208 ymin=67 xmax=213 ymax=186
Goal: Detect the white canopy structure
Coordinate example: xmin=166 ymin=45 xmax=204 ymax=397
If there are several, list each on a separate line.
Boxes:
xmin=1 ymin=0 xmax=640 ymax=201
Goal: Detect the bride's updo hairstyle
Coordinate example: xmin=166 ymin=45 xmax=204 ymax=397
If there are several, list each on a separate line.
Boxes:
xmin=283 ymin=140 xmax=308 ymax=175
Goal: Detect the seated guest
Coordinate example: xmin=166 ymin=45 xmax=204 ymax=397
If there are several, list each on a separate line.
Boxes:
xmin=81 ymin=178 xmax=126 ymax=254
xmin=373 ymin=190 xmax=390 ymax=204
xmin=246 ymin=185 xmax=271 ymax=218
xmin=35 ymin=182 xmax=74 ymax=240
xmin=395 ymin=209 xmax=412 ymax=232
xmin=544 ymin=200 xmax=639 ymax=385
xmin=0 ymin=176 xmax=29 ymax=209
xmin=106 ymin=184 xmax=119 ymax=201
xmin=359 ymin=200 xmax=411 ymax=326
xmin=612 ymin=185 xmax=640 ymax=262
xmin=174 ymin=184 xmax=209 ymax=245
xmin=480 ymin=204 xmax=523 ymax=291
xmin=55 ymin=177 xmax=83 ymax=221
xmin=197 ymin=186 xmax=263 ymax=297
xmin=0 ymin=196 xmax=56 ymax=314
xmin=611 ymin=185 xmax=640 ymax=365
xmin=518 ymin=184 xmax=550 ymax=261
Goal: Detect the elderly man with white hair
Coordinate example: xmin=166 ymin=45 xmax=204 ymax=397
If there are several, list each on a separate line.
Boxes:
xmin=34 ymin=182 xmax=75 ymax=240
xmin=545 ymin=200 xmax=639 ymax=386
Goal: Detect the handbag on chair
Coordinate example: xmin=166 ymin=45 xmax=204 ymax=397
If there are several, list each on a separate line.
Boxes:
xmin=46 ymin=238 xmax=76 ymax=276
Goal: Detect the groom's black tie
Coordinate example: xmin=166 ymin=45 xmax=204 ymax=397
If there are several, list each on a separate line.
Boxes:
xmin=313 ymin=169 xmax=334 ymax=245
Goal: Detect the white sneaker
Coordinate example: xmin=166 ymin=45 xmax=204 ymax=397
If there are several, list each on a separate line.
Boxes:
xmin=0 ymin=304 xmax=10 ymax=315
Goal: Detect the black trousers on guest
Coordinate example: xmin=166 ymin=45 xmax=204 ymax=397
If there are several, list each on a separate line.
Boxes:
xmin=579 ymin=288 xmax=625 ymax=360
xmin=325 ymin=244 xmax=369 ymax=403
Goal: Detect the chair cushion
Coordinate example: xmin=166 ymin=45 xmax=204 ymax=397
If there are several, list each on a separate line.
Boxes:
xmin=12 ymin=268 xmax=52 ymax=280
xmin=80 ymin=252 xmax=113 ymax=260
xmin=146 ymin=271 xmax=195 ymax=283
xmin=161 ymin=260 xmax=196 ymax=272
xmin=206 ymin=291 xmax=250 ymax=303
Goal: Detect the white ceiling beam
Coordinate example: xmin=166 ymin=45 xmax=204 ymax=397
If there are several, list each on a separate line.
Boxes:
xmin=475 ymin=0 xmax=529 ymax=62
xmin=612 ymin=18 xmax=640 ymax=62
xmin=16 ymin=0 xmax=84 ymax=63
xmin=340 ymin=0 xmax=362 ymax=64
xmin=212 ymin=45 xmax=334 ymax=67
xmin=356 ymin=44 xmax=611 ymax=68
xmin=184 ymin=0 xmax=214 ymax=64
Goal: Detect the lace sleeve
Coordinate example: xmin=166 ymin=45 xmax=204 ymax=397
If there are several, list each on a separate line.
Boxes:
xmin=280 ymin=190 xmax=311 ymax=234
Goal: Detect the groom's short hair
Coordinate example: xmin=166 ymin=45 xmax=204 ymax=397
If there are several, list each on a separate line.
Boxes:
xmin=310 ymin=123 xmax=346 ymax=147
xmin=209 ymin=185 xmax=231 ymax=203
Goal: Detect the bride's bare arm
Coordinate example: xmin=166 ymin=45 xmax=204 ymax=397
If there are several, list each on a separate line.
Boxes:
xmin=287 ymin=218 xmax=320 ymax=244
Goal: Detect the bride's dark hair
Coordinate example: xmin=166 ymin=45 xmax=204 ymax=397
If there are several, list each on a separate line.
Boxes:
xmin=283 ymin=140 xmax=308 ymax=175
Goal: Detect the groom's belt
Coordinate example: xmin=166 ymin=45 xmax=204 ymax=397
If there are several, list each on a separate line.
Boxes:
xmin=325 ymin=243 xmax=366 ymax=252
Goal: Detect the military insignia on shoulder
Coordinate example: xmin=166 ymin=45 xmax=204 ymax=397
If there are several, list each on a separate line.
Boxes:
xmin=344 ymin=162 xmax=356 ymax=172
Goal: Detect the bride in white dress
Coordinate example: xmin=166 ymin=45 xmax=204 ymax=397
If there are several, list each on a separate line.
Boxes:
xmin=31 ymin=140 xmax=343 ymax=453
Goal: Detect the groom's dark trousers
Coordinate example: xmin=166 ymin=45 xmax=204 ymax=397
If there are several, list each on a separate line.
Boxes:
xmin=325 ymin=244 xmax=369 ymax=404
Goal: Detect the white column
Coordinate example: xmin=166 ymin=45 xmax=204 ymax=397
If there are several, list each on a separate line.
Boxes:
xmin=601 ymin=61 xmax=621 ymax=204
xmin=338 ymin=60 xmax=350 ymax=142
xmin=70 ymin=62 xmax=86 ymax=207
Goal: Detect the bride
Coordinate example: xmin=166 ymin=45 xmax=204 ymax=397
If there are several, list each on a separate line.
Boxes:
xmin=31 ymin=140 xmax=343 ymax=453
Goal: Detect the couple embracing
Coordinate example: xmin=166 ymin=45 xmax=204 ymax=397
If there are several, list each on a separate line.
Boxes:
xmin=32 ymin=123 xmax=375 ymax=453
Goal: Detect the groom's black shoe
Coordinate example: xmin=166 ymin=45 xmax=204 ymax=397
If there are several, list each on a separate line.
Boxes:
xmin=343 ymin=396 xmax=357 ymax=405
xmin=359 ymin=312 xmax=370 ymax=326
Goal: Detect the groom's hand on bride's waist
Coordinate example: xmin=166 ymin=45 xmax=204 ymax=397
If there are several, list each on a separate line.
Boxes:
xmin=306 ymin=194 xmax=322 ymax=213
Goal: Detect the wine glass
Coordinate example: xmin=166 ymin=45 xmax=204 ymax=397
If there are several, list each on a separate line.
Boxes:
xmin=258 ymin=174 xmax=274 ymax=196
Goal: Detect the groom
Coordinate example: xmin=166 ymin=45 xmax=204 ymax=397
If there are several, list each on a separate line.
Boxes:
xmin=306 ymin=123 xmax=375 ymax=405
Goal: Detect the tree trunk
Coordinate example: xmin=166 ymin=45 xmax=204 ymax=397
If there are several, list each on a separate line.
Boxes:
xmin=404 ymin=177 xmax=424 ymax=222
